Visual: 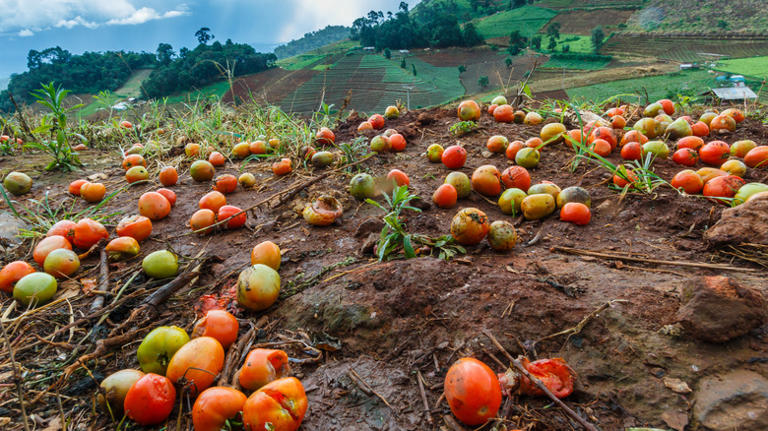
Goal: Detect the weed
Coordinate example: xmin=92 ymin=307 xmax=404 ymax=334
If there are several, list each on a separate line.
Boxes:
xmin=26 ymin=82 xmax=84 ymax=171
xmin=449 ymin=120 xmax=478 ymax=136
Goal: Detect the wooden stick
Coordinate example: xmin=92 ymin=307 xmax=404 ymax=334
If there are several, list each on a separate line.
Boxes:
xmin=0 ymin=319 xmax=30 ymax=431
xmin=7 ymin=91 xmax=36 ymax=142
xmin=537 ymin=299 xmax=628 ymax=345
xmin=348 ymin=369 xmax=395 ymax=411
xmin=484 ymin=330 xmax=599 ymax=431
xmin=416 ymin=370 xmax=433 ymax=425
xmin=552 ymin=246 xmax=756 ymax=272
xmin=90 ymin=240 xmax=108 ymax=313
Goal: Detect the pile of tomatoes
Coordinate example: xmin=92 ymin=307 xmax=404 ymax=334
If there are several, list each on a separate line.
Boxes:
xmin=100 ymin=307 xmax=308 ymax=429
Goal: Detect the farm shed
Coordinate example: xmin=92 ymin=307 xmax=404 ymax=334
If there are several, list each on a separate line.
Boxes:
xmin=704 ymin=87 xmax=758 ymax=103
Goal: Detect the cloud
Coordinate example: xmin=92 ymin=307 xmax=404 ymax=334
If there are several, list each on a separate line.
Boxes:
xmin=0 ymin=0 xmax=188 ymax=34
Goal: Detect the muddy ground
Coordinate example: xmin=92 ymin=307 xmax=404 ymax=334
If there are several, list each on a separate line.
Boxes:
xmin=0 ymin=106 xmax=767 ymax=431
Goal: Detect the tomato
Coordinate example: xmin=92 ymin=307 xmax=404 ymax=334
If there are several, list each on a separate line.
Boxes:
xmin=251 ymin=241 xmax=281 ymax=270
xmin=442 ymin=145 xmax=467 ymax=169
xmin=272 ymin=158 xmax=292 ymax=176
xmin=139 ymin=191 xmax=171 ymax=220
xmin=619 ymin=130 xmax=648 ymax=147
xmin=733 ymin=183 xmax=768 ymax=206
xmin=142 ymin=250 xmax=178 ymax=279
xmin=242 ymin=377 xmax=308 ymax=431
xmin=116 ymin=215 xmax=153 ymax=242
xmin=471 ymin=165 xmax=502 ymax=197
xmin=744 ymin=146 xmax=768 ymax=168
xmin=357 ymin=121 xmax=374 ymax=132
xmin=120 ymin=120 xmax=133 ymax=129
xmin=13 ymin=272 xmax=57 ymax=306
xmin=521 ymin=194 xmax=556 ymax=220
xmin=613 ymin=166 xmax=638 ymax=188
xmin=611 ymin=115 xmax=626 ymax=129
xmin=524 ymin=111 xmax=543 ymax=125
xmin=232 ymin=142 xmax=252 ymax=159
xmin=498 ymin=188 xmax=526 ymax=215
xmin=125 ymin=166 xmax=149 ymax=184
xmin=158 ymin=166 xmax=178 ymax=186
xmin=427 ymin=144 xmax=444 ymax=162
xmin=514 ymin=147 xmax=540 ymax=168
xmin=487 ymin=220 xmax=517 ymax=251
xmin=349 ymin=173 xmax=376 ymax=199
xmin=156 ymin=188 xmax=177 ymax=206
xmin=620 ymin=141 xmax=642 ymax=161
xmin=721 ymin=108 xmax=745 ymax=123
xmin=250 ymin=140 xmax=268 ymax=154
xmin=0 ymin=261 xmax=35 ymax=293
xmin=457 ymin=100 xmax=481 ymax=121
xmin=190 ymin=160 xmax=215 ymax=182
xmin=190 ymin=209 xmax=217 ymax=233
xmin=671 ymin=170 xmax=704 ymax=194
xmin=445 ymin=172 xmax=471 ymax=198
xmin=633 ymin=117 xmax=658 ymax=138
xmin=237 ymin=264 xmax=281 ymax=311
xmin=730 ymin=140 xmax=757 ymax=158
xmin=676 ymin=136 xmax=704 ymax=151
xmin=43 ymin=248 xmax=80 ymax=278
xmin=703 ymin=175 xmax=746 ymax=203
xmin=560 ymin=202 xmax=591 ymax=225
xmin=557 ymin=186 xmax=591 ymax=208
xmin=268 ymin=138 xmax=281 ymax=150
xmin=137 ymin=326 xmax=190 ymax=374
xmin=213 ymin=174 xmax=238 ymax=194
xmin=209 ymin=151 xmax=227 ymax=167
xmin=493 ymin=104 xmax=514 ymax=122
xmin=73 ymin=218 xmax=108 ymax=249
xmin=565 ymin=129 xmax=585 ymax=148
xmin=105 ymin=237 xmax=140 ymax=260
xmin=642 ymin=140 xmax=670 ymax=159
xmin=450 ymin=208 xmax=490 ymax=245
xmin=524 ymin=137 xmax=543 ymax=149
xmin=519 ymin=358 xmax=574 ymax=398
xmin=193 ymin=309 xmax=239 ymax=349
xmin=387 ymin=169 xmax=410 ymax=187
xmin=709 ymin=114 xmax=736 ymax=132
xmin=699 ymin=141 xmax=730 ymax=166
xmin=33 ymin=235 xmax=72 ymax=266
xmin=68 ymin=179 xmax=88 ymax=196
xmin=316 ymin=127 xmax=336 ymax=143
xmin=388 ymin=133 xmax=406 ymax=152
xmin=433 ymin=184 xmax=458 ymax=209
xmin=589 ymin=127 xmax=617 ymax=149
xmin=486 ymin=135 xmax=508 ymax=153
xmin=500 ymin=166 xmax=530 ymax=192
xmin=369 ymin=135 xmax=390 ymax=153
xmin=47 ymin=220 xmax=76 ymax=242
xmin=672 ymin=148 xmax=699 ymax=166
xmin=444 ymin=357 xmax=501 ymax=426
xmin=505 ymin=140 xmax=524 ymax=160
xmin=122 ymin=154 xmax=146 ymax=171
xmin=239 ymin=349 xmax=291 ymax=390
xmin=700 ymin=111 xmax=718 ymax=126
xmin=80 ymin=182 xmax=106 ymax=203
xmin=528 ymin=182 xmax=561 ymax=200
xmin=193 ymin=387 xmax=247 ymax=431
xmin=218 ymin=205 xmax=246 ymax=229
xmin=487 ymin=104 xmax=498 ymax=115
xmin=367 ymin=114 xmax=385 ymax=130
xmin=186 ymin=143 xmax=201 ymax=157
xmin=98 ymin=369 xmax=144 ymax=415
xmin=200 ymin=190 xmax=227 ymax=213
xmin=697 ymin=167 xmax=728 ymax=184
xmin=123 ymin=373 xmax=176 ymax=426
xmin=720 ymin=159 xmax=747 ymax=177
xmin=166 ymin=336 xmax=224 ymax=395
xmin=239 ymin=173 xmax=257 ymax=188
xmin=657 ymin=99 xmax=675 ymax=115
xmin=605 ymin=107 xmax=624 ymax=117
xmin=590 ymin=138 xmax=612 ymax=156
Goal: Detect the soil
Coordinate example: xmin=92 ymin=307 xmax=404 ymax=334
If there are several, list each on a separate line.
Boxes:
xmin=1 ymin=105 xmax=767 ymax=431
xmin=222 ymin=68 xmax=319 ymax=105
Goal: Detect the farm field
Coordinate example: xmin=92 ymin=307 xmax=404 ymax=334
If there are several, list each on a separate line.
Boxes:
xmin=624 ymin=0 xmax=768 ymax=33
xmin=277 ymin=40 xmax=358 ymax=70
xmin=473 ymin=6 xmax=557 ymax=39
xmin=566 ymin=69 xmax=715 ymax=101
xmin=536 ymin=0 xmax=645 ymax=9
xmin=601 ymin=35 xmax=768 ymax=62
xmin=113 ymin=68 xmax=153 ymax=98
xmin=541 ymin=55 xmax=611 ymax=70
xmin=542 ymin=34 xmax=597 ymax=54
xmin=541 ymin=8 xmax=635 ymax=35
xmin=164 ymin=80 xmax=231 ymax=104
xmin=716 ymin=55 xmax=768 ymax=78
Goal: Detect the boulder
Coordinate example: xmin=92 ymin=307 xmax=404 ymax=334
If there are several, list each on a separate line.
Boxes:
xmin=694 ymin=370 xmax=768 ymax=430
xmin=675 ymin=276 xmax=766 ymax=343
xmin=704 ymin=193 xmax=768 ymax=246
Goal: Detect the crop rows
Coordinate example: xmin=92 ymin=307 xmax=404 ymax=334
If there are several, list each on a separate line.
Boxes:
xmin=602 ymin=35 xmax=768 ymax=61
xmin=473 ymin=6 xmax=557 ymax=39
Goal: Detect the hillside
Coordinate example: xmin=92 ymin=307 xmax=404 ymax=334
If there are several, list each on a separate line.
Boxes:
xmin=625 ymin=0 xmax=768 ymax=33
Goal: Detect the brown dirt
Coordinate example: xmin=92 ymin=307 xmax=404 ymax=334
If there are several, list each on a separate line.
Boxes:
xmin=541 ymin=9 xmax=635 ymax=35
xmin=222 ymin=68 xmax=319 ymax=105
xmin=1 ymin=105 xmax=767 ymax=430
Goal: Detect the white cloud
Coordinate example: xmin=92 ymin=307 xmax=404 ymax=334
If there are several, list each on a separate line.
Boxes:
xmin=0 ymin=0 xmax=188 ymax=34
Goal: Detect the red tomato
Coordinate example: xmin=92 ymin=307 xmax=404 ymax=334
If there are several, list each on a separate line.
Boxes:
xmin=444 ymin=357 xmax=502 ymax=426
xmin=433 ymin=184 xmax=458 ymax=208
xmin=242 ymin=377 xmax=308 ymax=431
xmin=68 ymin=179 xmax=88 ymax=196
xmin=208 ymin=151 xmax=226 ymax=167
xmin=73 ymin=218 xmax=108 ymax=249
xmin=620 ymin=141 xmax=642 ymax=161
xmin=590 ymin=138 xmax=612 ymax=156
xmin=156 ymin=188 xmax=177 ymax=206
xmin=387 ymin=169 xmax=410 ymax=187
xmin=192 ymin=310 xmax=239 ymax=349
xmin=613 ymin=168 xmax=638 ymax=188
xmin=116 ymin=215 xmax=153 ymax=242
xmin=368 ymin=114 xmax=385 ymax=130
xmin=589 ymin=127 xmax=617 ymax=149
xmin=560 ymin=202 xmax=591 ymax=225
xmin=702 ymin=175 xmax=745 ymax=202
xmin=0 ymin=261 xmax=35 ymax=293
xmin=272 ymin=158 xmax=292 ymax=176
xmin=619 ymin=130 xmax=648 ymax=147
xmin=671 ymin=170 xmax=704 ymax=194
xmin=214 ymin=174 xmax=238 ymax=194
xmin=691 ymin=121 xmax=709 ymax=137
xmin=699 ymin=141 xmax=730 ymax=166
xmin=519 ymin=358 xmax=575 ymax=398
xmin=217 ymin=205 xmax=246 ymax=229
xmin=505 ymin=140 xmax=524 ymax=161
xmin=192 ymin=387 xmax=247 ymax=431
xmin=500 ymin=166 xmax=531 ymax=192
xmin=47 ymin=220 xmax=76 ymax=242
xmin=123 ymin=373 xmax=176 ymax=425
xmin=672 ymin=148 xmax=699 ymax=166
xmin=239 ymin=349 xmax=291 ymax=391
xmin=441 ymin=145 xmax=467 ymax=169
xmin=389 ymin=133 xmax=406 ymax=151
xmin=676 ymin=136 xmax=704 ymax=151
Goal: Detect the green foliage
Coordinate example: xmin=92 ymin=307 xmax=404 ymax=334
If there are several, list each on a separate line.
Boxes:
xmin=508 ymin=30 xmax=528 ymax=56
xmin=547 ymin=22 xmax=561 ymax=40
xmin=195 ymin=27 xmax=215 ymax=45
xmin=591 ymin=26 xmax=605 ymax=53
xmin=567 ymin=70 xmax=714 ymax=102
xmin=472 ymin=6 xmax=557 ymax=39
xmin=339 ymin=137 xmax=372 ymax=172
xmin=384 ymin=48 xmax=392 ymax=59
xmin=462 ymin=23 xmax=485 ymax=47
xmin=458 ymin=64 xmax=467 ymax=73
xmin=274 ymin=25 xmax=351 ymax=59
xmin=547 ymin=36 xmax=557 ymax=50
xmin=449 ymin=120 xmax=478 ymax=136
xmin=531 ymin=35 xmax=542 ymax=50
xmin=717 ymin=56 xmax=768 ymax=79
xmin=478 ymin=75 xmax=490 ymax=88
xmin=27 ymin=82 xmax=83 ymax=171
xmin=543 ymin=53 xmax=612 ymax=69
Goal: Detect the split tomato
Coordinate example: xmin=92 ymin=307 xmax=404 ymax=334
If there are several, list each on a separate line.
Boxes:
xmin=444 ymin=357 xmax=502 ymax=426
xmin=500 ymin=166 xmax=531 ymax=192
xmin=242 ymin=377 xmax=308 ymax=431
xmin=239 ymin=348 xmax=291 ymax=391
xmin=450 ymin=208 xmax=490 ymax=246
xmin=116 ymin=215 xmax=153 ymax=242
xmin=123 ymin=373 xmax=176 ymax=426
xmin=218 ymin=205 xmax=246 ymax=229
xmin=193 ymin=309 xmax=239 ymax=349
xmin=518 ymin=358 xmax=574 ymax=398
xmin=73 ymin=218 xmax=108 ymax=250
xmin=192 ymin=387 xmax=247 ymax=431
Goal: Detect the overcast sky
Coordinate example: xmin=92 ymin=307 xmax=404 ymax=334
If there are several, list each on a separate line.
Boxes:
xmin=0 ymin=0 xmax=417 ymax=78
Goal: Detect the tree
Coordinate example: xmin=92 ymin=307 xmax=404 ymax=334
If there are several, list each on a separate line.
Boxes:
xmin=462 ymin=23 xmax=484 ymax=47
xmin=412 ymin=64 xmax=417 ymax=76
xmin=531 ymin=35 xmax=542 ymax=50
xmin=400 ymin=58 xmax=407 ymax=69
xmin=562 ymin=44 xmax=570 ymax=53
xmin=546 ymin=22 xmax=561 ymax=40
xmin=156 ymin=43 xmax=174 ymax=66
xmin=547 ymin=36 xmax=557 ymax=50
xmin=384 ymin=48 xmax=391 ymax=59
xmin=478 ymin=76 xmax=489 ymax=88
xmin=512 ymin=0 xmax=526 ymax=7
xmin=591 ymin=26 xmax=605 ymax=53
xmin=508 ymin=31 xmax=528 ymax=56
xmin=717 ymin=20 xmax=728 ymax=30
xmin=505 ymin=57 xmax=513 ymax=68
xmin=458 ymin=65 xmax=466 ymax=73
xmin=195 ymin=27 xmax=215 ymax=45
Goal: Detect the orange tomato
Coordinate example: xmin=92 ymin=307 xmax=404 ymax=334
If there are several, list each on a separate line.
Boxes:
xmin=80 ymin=182 xmax=106 ymax=203
xmin=368 ymin=114 xmax=385 ymax=130
xmin=185 ymin=143 xmax=201 ymax=157
xmin=387 ymin=169 xmax=410 ymax=187
xmin=457 ymin=100 xmax=481 ymax=121
xmin=564 ymin=129 xmax=585 ymax=148
xmin=505 ymin=140 xmax=524 ymax=160
xmin=389 ymin=133 xmax=406 ymax=151
xmin=138 ymin=192 xmax=171 ymax=220
xmin=242 ymin=377 xmax=307 ymax=431
xmin=613 ymin=167 xmax=638 ymax=188
xmin=492 ymin=104 xmax=514 ymax=122
xmin=122 ymin=154 xmax=146 ymax=171
xmin=433 ymin=184 xmax=458 ymax=208
xmin=156 ymin=188 xmax=177 ymax=206
xmin=218 ymin=205 xmax=246 ymax=229
xmin=47 ymin=220 xmax=76 ymax=242
xmin=166 ymin=336 xmax=225 ymax=396
xmin=316 ymin=126 xmax=336 ymax=143
xmin=709 ymin=114 xmax=736 ymax=132
xmin=676 ymin=136 xmax=704 ymax=151
xmin=672 ymin=148 xmax=699 ymax=167
xmin=590 ymin=138 xmax=612 ymax=156
xmin=500 ymin=166 xmax=531 ymax=192
xmin=471 ymin=165 xmax=502 ymax=197
xmin=199 ymin=191 xmax=227 ymax=213
xmin=357 ymin=121 xmax=373 ymax=132
xmin=158 ymin=166 xmax=178 ymax=186
xmin=657 ymin=99 xmax=675 ymax=115
xmin=589 ymin=126 xmax=617 ymax=149
xmin=272 ymin=158 xmax=292 ymax=176
xmin=696 ymin=167 xmax=728 ymax=184
xmin=192 ymin=387 xmax=247 ymax=431
xmin=450 ymin=208 xmax=490 ymax=245
xmin=441 ymin=145 xmax=466 ymax=169
xmin=0 ymin=261 xmax=35 ymax=293
xmin=116 ymin=215 xmax=153 ymax=242
xmin=671 ymin=170 xmax=704 ymax=194
xmin=744 ymin=146 xmax=768 ymax=168
xmin=702 ymin=175 xmax=745 ymax=202
xmin=487 ymin=104 xmax=497 ymax=115
xmin=721 ymin=108 xmax=745 ymax=123
xmin=209 ymin=151 xmax=226 ymax=167
xmin=560 ymin=202 xmax=591 ymax=225
xmin=239 ymin=349 xmax=291 ymax=391
xmin=610 ymin=115 xmax=626 ymax=129
xmin=250 ymin=241 xmax=281 ymax=270
xmin=620 ymin=141 xmax=642 ymax=161
xmin=190 ymin=209 xmax=217 ymax=233
xmin=249 ymin=140 xmax=267 ymax=154
xmin=193 ymin=310 xmax=239 ymax=349
xmin=619 ymin=130 xmax=648 ymax=147
xmin=33 ymin=235 xmax=73 ymax=266
xmin=68 ymin=179 xmax=88 ymax=196
xmin=123 ymin=373 xmax=176 ymax=426
xmin=486 ymin=135 xmax=508 ymax=153
xmin=691 ymin=121 xmax=709 ymax=137
xmin=699 ymin=141 xmax=730 ymax=166
xmin=73 ymin=218 xmax=109 ymax=249
xmin=214 ymin=174 xmax=238 ymax=194
xmin=519 ymin=358 xmax=574 ymax=398
xmin=444 ymin=357 xmax=501 ymax=426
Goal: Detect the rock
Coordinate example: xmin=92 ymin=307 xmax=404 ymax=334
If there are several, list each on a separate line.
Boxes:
xmin=694 ymin=370 xmax=768 ymax=430
xmin=354 ymin=217 xmax=384 ymax=238
xmin=0 ymin=210 xmax=27 ymax=246
xmin=662 ymin=377 xmax=692 ymax=394
xmin=676 ymin=276 xmax=767 ymax=343
xmin=704 ymin=193 xmax=768 ymax=246
xmin=661 ymin=410 xmax=688 ymax=431
xmin=359 ymin=233 xmax=378 ymax=255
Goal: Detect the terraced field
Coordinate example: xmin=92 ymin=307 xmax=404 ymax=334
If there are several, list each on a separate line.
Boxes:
xmin=543 ymin=34 xmax=597 ymax=54
xmin=541 ymin=8 xmax=634 ymax=34
xmin=602 ymin=35 xmax=768 ymax=61
xmin=542 ymin=55 xmax=611 ymax=70
xmin=473 ymin=6 xmax=557 ymax=39
xmin=536 ymin=0 xmax=645 ymax=9
xmin=566 ymin=69 xmax=715 ymax=101
xmin=716 ymin=56 xmax=768 ymax=78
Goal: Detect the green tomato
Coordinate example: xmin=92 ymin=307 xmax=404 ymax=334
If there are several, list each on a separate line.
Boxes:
xmin=556 ymin=186 xmax=591 ymax=208
xmin=136 ymin=326 xmax=190 ymax=374
xmin=515 ymin=147 xmax=540 ymax=168
xmin=642 ymin=141 xmax=670 ymax=159
xmin=349 ymin=173 xmax=376 ymax=200
xmin=445 ymin=172 xmax=471 ymax=199
xmin=498 ymin=188 xmax=527 ymax=215
xmin=142 ymin=250 xmax=178 ymax=279
xmin=733 ymin=183 xmax=768 ymax=206
xmin=13 ymin=272 xmax=57 ymax=306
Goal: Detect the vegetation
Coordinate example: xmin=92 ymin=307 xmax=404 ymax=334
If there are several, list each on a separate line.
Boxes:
xmin=274 ymin=25 xmax=351 ymax=59
xmin=542 ymin=53 xmax=612 ymax=70
xmin=26 ymin=82 xmax=83 ymax=171
xmin=472 ymin=6 xmax=557 ymax=39
xmin=567 ymin=70 xmax=715 ymax=102
xmin=717 ymin=56 xmax=768 ymax=79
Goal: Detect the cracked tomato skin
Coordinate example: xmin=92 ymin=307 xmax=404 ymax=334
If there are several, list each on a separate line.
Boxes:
xmin=444 ymin=357 xmax=502 ymax=426
xmin=519 ymin=358 xmax=575 ymax=398
xmin=239 ymin=349 xmax=291 ymax=391
xmin=123 ymin=373 xmax=176 ymax=426
xmin=193 ymin=386 xmax=247 ymax=431
xmin=450 ymin=208 xmax=490 ymax=246
xmin=193 ymin=309 xmax=239 ymax=349
xmin=242 ymin=377 xmax=308 ymax=431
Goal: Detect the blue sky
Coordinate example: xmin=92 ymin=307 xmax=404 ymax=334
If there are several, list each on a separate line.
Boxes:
xmin=0 ymin=0 xmax=417 ymax=79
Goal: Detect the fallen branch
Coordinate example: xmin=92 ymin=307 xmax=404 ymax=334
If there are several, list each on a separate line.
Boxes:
xmin=0 ymin=319 xmax=31 ymax=431
xmin=416 ymin=370 xmax=433 ymax=426
xmin=552 ymin=246 xmax=756 ymax=272
xmin=218 ymin=319 xmax=262 ymax=387
xmin=89 ymin=240 xmax=108 ymax=313
xmin=484 ymin=330 xmax=599 ymax=431
xmin=348 ymin=369 xmax=395 ymax=412
xmin=536 ymin=299 xmax=628 ymax=346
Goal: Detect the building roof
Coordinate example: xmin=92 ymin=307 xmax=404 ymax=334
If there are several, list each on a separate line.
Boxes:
xmin=710 ymin=87 xmax=757 ymax=100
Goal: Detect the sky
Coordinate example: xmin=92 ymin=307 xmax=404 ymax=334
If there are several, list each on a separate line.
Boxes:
xmin=0 ymin=0 xmax=417 ymax=79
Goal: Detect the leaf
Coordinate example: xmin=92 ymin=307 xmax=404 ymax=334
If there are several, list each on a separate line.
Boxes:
xmin=522 ymin=83 xmax=532 ymax=98
xmin=403 ymin=235 xmax=415 ymax=258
